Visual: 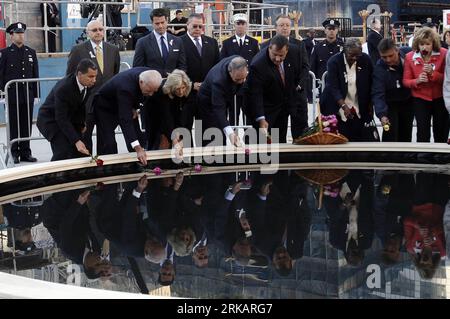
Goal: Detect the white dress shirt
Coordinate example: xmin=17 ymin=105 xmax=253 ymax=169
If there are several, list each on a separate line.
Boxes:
xmin=154 ymin=30 xmax=169 ymax=57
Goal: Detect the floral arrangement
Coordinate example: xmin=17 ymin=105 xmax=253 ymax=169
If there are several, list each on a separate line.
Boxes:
xmin=294 ymin=113 xmax=348 ymax=145
xmin=90 ymin=154 xmax=104 ymax=166
xmin=300 ymin=114 xmax=339 ymax=138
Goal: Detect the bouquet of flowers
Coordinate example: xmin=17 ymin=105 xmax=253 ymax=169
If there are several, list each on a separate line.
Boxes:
xmin=294 ymin=113 xmax=348 ymax=145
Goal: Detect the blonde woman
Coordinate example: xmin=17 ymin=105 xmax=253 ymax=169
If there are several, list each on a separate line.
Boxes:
xmin=403 ymin=27 xmax=448 ymax=143
xmin=146 ymin=69 xmax=192 ymax=150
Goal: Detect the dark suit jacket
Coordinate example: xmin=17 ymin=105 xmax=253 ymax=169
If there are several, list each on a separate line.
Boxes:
xmin=220 ymin=35 xmax=259 ymax=64
xmin=245 ymin=46 xmax=300 ymax=123
xmin=132 ymin=31 xmax=187 ymax=76
xmin=197 ymin=55 xmax=242 ymax=130
xmin=181 ymin=34 xmax=220 ymax=84
xmin=261 ymin=37 xmax=310 ymax=90
xmin=95 ymin=186 xmax=146 ymax=257
xmin=42 ymin=191 xmax=100 ymax=264
xmin=66 ymin=41 xmax=120 ymax=112
xmin=37 ymin=74 xmax=90 ymax=144
xmin=93 ymin=67 xmax=149 ymax=147
xmin=367 ymin=30 xmax=383 ymax=65
xmin=320 ymin=52 xmax=374 ymax=122
xmin=303 ymin=37 xmax=315 ymax=57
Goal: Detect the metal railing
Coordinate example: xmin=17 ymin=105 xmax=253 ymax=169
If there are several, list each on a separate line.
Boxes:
xmin=1 ymin=0 xmax=288 ymax=53
xmin=3 ymin=77 xmax=61 ymax=165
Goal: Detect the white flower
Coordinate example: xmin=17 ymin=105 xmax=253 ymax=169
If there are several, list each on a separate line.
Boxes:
xmin=232 ymin=39 xmax=237 ymax=43
xmin=169 ymin=39 xmax=174 ymax=46
xmin=89 ymin=51 xmax=95 ymax=58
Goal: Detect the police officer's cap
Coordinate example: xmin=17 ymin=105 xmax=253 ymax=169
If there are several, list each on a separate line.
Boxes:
xmin=6 ymin=22 xmax=26 ymax=34
xmin=322 ymin=19 xmax=340 ymax=28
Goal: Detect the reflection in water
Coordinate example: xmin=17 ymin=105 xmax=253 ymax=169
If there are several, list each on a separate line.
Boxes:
xmin=1 ymin=169 xmax=450 ymax=298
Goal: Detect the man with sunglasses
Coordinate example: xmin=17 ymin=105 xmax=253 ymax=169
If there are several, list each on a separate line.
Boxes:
xmin=180 ymin=13 xmax=220 ymax=133
xmin=66 ymin=20 xmax=121 ymax=151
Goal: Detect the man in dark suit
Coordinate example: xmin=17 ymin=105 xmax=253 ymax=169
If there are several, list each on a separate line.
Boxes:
xmin=66 ymin=20 xmax=121 ymax=151
xmin=180 ymin=13 xmax=220 ymax=132
xmin=367 ymin=19 xmax=383 ymax=65
xmin=320 ymin=38 xmax=374 ymax=141
xmin=92 ymin=68 xmax=162 ymax=165
xmin=41 ymin=190 xmax=112 ymax=280
xmin=0 ymin=22 xmax=39 ymax=164
xmin=246 ymin=35 xmax=301 ymax=143
xmin=220 ymin=13 xmax=259 ymax=126
xmin=197 ymin=56 xmax=248 ymax=147
xmin=261 ymin=15 xmax=310 ymax=138
xmin=220 ymin=13 xmax=259 ymax=64
xmin=37 ymin=59 xmax=97 ymax=161
xmin=132 ymin=8 xmax=187 ymax=76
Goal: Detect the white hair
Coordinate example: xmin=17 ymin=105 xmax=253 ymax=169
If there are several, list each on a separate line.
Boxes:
xmin=86 ymin=19 xmax=103 ymax=32
xmin=139 ymin=70 xmax=163 ymax=87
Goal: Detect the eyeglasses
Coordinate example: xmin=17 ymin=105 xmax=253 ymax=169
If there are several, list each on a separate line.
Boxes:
xmin=89 ymin=28 xmax=104 ymax=32
xmin=191 ymin=24 xmax=203 ymax=29
xmin=235 ymin=21 xmax=246 ymax=25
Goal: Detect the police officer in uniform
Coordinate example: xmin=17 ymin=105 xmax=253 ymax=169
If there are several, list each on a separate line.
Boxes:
xmin=310 ymin=19 xmax=344 ymax=82
xmin=0 ymin=22 xmax=39 ymax=164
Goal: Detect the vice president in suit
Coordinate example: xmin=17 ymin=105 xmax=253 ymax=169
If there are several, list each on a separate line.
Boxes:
xmin=66 ymin=20 xmax=121 ymax=151
xmin=93 ymin=68 xmax=162 ymax=165
xmin=132 ymin=8 xmax=187 ymax=76
xmin=37 ymin=59 xmax=97 ymax=161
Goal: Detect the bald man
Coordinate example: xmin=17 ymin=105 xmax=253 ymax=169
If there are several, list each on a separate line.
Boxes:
xmin=66 ymin=20 xmax=121 ymax=150
xmin=93 ymin=68 xmax=162 ymax=165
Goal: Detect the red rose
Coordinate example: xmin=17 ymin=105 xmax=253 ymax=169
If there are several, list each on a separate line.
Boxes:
xmin=96 ymin=159 xmax=104 ymax=166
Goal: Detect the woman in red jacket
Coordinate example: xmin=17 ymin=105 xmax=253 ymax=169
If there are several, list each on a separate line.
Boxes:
xmin=403 ymin=27 xmax=448 ymax=142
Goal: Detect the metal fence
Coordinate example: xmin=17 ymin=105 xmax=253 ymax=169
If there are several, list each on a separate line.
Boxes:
xmin=1 ymin=0 xmax=289 ymax=53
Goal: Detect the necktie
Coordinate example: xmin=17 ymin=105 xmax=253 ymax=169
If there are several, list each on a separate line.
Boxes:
xmin=239 ymin=38 xmax=243 ymax=47
xmin=160 ymin=36 xmax=169 ymax=62
xmin=95 ymin=45 xmax=104 ymax=73
xmin=194 ymin=37 xmax=202 ymax=56
xmin=81 ymin=88 xmax=86 ymax=101
xmin=278 ymin=63 xmax=285 ymax=86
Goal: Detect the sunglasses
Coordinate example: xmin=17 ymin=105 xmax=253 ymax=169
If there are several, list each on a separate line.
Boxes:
xmin=89 ymin=28 xmax=104 ymax=32
xmin=235 ymin=21 xmax=246 ymax=25
xmin=191 ymin=24 xmax=203 ymax=29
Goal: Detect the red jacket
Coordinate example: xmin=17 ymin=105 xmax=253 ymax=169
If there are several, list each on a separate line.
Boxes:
xmin=403 ymin=47 xmax=448 ymax=101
